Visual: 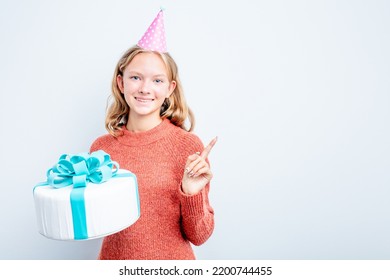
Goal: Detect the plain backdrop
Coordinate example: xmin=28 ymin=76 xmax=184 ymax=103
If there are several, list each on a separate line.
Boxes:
xmin=0 ymin=0 xmax=389 ymax=259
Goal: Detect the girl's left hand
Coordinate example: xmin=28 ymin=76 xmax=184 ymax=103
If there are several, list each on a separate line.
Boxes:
xmin=181 ymin=137 xmax=218 ymax=195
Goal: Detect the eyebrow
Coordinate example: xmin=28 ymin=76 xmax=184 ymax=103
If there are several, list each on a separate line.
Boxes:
xmin=127 ymin=71 xmax=167 ymax=79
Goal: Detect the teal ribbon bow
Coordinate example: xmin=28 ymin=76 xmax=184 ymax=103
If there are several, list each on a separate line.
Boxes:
xmin=37 ymin=150 xmax=122 ymax=240
xmin=47 ymin=150 xmax=119 ymax=189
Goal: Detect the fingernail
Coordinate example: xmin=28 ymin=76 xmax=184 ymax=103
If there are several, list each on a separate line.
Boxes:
xmin=185 ymin=168 xmax=190 ymax=173
xmin=189 ymin=171 xmax=194 ymax=177
xmin=195 ymin=152 xmax=200 ymax=155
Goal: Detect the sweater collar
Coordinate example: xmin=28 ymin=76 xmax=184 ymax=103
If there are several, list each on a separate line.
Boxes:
xmin=117 ymin=118 xmax=173 ymax=146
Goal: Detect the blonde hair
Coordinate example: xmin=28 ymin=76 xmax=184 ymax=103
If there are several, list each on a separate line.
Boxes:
xmin=105 ymin=45 xmax=195 ymax=136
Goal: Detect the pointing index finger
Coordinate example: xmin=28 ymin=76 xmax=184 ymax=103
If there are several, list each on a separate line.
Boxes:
xmin=200 ymin=136 xmax=218 ymax=159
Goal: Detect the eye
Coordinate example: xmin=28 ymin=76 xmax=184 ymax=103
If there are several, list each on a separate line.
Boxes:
xmin=130 ymin=76 xmax=140 ymax=81
xmin=154 ymin=79 xmax=163 ymax=83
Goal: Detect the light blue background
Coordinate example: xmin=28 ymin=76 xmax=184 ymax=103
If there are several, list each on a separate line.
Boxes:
xmin=0 ymin=0 xmax=389 ymax=259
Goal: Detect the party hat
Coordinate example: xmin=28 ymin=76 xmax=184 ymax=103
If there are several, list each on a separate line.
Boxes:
xmin=137 ymin=9 xmax=167 ymax=53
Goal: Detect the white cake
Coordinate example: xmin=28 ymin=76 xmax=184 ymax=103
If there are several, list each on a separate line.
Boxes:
xmin=33 ymin=169 xmax=140 ymax=241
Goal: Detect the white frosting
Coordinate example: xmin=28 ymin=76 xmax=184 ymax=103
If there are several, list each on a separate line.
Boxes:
xmin=33 ymin=169 xmax=140 ymax=241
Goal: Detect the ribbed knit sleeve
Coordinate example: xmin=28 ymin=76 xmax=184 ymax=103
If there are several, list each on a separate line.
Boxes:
xmin=176 ymin=134 xmax=215 ymax=246
xmin=179 ymin=184 xmax=214 ymax=246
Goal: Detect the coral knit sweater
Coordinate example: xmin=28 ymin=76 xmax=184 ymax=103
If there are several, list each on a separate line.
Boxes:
xmin=90 ymin=118 xmax=214 ymax=260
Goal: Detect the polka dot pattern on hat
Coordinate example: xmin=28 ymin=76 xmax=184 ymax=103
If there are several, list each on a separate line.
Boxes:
xmin=137 ymin=10 xmax=167 ymax=53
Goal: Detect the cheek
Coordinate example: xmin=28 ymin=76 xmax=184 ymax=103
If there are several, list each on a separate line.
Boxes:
xmin=122 ymin=86 xmax=136 ymax=104
xmin=155 ymin=85 xmax=171 ymax=98
xmin=123 ymin=81 xmax=137 ymax=93
xmin=123 ymin=93 xmax=132 ymax=107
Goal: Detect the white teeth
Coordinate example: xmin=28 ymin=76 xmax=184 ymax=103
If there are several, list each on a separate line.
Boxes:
xmin=135 ymin=97 xmax=153 ymax=103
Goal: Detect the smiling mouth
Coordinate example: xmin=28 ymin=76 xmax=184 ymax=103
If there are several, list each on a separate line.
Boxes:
xmin=135 ymin=97 xmax=154 ymax=103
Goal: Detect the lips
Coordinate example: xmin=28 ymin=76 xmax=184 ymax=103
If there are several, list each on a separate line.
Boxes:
xmin=135 ymin=97 xmax=154 ymax=103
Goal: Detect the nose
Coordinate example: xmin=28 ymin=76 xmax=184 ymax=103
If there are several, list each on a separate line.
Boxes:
xmin=138 ymin=81 xmax=151 ymax=94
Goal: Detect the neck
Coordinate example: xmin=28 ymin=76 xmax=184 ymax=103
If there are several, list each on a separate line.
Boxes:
xmin=126 ymin=114 xmax=163 ymax=132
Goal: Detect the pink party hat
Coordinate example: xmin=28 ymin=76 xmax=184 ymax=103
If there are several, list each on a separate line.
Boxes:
xmin=137 ymin=9 xmax=167 ymax=53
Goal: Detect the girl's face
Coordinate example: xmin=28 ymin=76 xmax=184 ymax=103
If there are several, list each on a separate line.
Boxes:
xmin=117 ymin=52 xmax=176 ymax=124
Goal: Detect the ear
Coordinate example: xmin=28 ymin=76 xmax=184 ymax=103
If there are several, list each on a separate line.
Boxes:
xmin=168 ymin=80 xmax=176 ymax=97
xmin=117 ymin=74 xmax=124 ymax=93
